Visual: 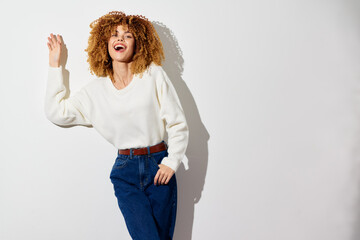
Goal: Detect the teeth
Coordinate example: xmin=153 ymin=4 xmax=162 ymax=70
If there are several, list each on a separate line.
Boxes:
xmin=114 ymin=45 xmax=125 ymax=50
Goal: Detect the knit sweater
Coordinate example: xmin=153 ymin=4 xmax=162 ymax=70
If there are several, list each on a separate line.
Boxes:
xmin=44 ymin=62 xmax=189 ymax=173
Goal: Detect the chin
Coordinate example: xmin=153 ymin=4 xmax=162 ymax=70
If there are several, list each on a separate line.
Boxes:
xmin=113 ymin=58 xmax=133 ymax=64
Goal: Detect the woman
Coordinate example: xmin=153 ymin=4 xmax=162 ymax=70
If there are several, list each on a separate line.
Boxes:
xmin=45 ymin=11 xmax=189 ymax=240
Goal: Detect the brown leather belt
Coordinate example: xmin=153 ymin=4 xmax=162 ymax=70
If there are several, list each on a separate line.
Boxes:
xmin=118 ymin=141 xmax=167 ymax=155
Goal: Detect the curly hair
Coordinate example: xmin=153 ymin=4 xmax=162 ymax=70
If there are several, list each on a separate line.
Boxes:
xmin=85 ymin=11 xmax=165 ymax=80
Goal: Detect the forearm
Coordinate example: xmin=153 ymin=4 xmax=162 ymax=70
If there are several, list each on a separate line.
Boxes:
xmin=44 ymin=66 xmax=92 ymax=127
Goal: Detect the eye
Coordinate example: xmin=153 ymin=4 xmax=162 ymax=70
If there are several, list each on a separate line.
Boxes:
xmin=125 ymin=35 xmax=132 ymax=38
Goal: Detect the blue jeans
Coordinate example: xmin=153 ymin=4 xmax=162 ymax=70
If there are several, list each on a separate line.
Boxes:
xmin=109 ymin=140 xmax=177 ymax=240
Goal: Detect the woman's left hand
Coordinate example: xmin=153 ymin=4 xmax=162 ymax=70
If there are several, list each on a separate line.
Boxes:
xmin=154 ymin=164 xmax=175 ymax=185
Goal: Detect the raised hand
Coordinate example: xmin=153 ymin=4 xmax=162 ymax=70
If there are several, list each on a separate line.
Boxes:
xmin=47 ymin=33 xmax=62 ymax=68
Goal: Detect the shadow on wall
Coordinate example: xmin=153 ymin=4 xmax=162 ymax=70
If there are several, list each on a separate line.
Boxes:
xmin=347 ymin=1 xmax=360 ymax=239
xmin=351 ymin=48 xmax=360 ymax=240
xmin=153 ymin=21 xmax=210 ymax=240
xmin=351 ymin=113 xmax=360 ymax=240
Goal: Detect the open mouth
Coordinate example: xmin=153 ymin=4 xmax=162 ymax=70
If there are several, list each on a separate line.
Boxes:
xmin=114 ymin=43 xmax=126 ymax=52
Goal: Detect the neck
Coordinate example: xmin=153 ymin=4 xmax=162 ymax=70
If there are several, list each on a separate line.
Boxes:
xmin=111 ymin=61 xmax=133 ymax=84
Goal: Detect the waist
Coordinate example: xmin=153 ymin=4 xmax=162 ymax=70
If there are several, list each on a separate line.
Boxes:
xmin=118 ymin=140 xmax=167 ymax=155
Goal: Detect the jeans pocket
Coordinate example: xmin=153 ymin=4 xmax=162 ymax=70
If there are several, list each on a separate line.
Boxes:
xmin=150 ymin=150 xmax=168 ymax=168
xmin=113 ymin=155 xmax=130 ymax=169
xmin=150 ymin=156 xmax=160 ymax=169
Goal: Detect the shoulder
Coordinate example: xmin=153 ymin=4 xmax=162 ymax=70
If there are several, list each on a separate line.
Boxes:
xmin=141 ymin=62 xmax=166 ymax=78
xmin=142 ymin=63 xmax=178 ymax=99
xmin=141 ymin=62 xmax=170 ymax=86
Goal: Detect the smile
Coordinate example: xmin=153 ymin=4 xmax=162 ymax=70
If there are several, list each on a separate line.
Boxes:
xmin=114 ymin=43 xmax=126 ymax=52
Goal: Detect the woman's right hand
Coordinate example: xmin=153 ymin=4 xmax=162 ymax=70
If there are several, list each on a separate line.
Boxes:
xmin=47 ymin=33 xmax=62 ymax=68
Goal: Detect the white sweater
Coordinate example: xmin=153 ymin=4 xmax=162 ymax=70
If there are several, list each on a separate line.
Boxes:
xmin=44 ymin=62 xmax=189 ymax=173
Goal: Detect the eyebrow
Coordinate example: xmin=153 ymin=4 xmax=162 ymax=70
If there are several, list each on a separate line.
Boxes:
xmin=115 ymin=30 xmax=131 ymax=34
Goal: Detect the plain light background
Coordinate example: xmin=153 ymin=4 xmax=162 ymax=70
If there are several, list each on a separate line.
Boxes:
xmin=0 ymin=0 xmax=360 ymax=239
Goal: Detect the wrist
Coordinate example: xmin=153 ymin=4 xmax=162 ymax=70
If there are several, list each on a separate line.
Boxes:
xmin=49 ymin=63 xmax=60 ymax=68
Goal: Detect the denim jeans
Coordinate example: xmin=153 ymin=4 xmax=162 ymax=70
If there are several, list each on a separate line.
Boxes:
xmin=109 ymin=140 xmax=177 ymax=240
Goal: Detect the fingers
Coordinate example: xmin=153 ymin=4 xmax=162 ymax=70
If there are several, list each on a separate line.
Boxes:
xmin=162 ymin=175 xmax=170 ymax=184
xmin=154 ymin=165 xmax=173 ymax=185
xmin=160 ymin=172 xmax=169 ymax=184
xmin=49 ymin=33 xmax=56 ymax=47
xmin=57 ymin=34 xmax=62 ymax=44
xmin=154 ymin=171 xmax=159 ymax=185
xmin=157 ymin=172 xmax=167 ymax=185
xmin=155 ymin=172 xmax=165 ymax=185
xmin=47 ymin=37 xmax=52 ymax=49
xmin=47 ymin=33 xmax=62 ymax=49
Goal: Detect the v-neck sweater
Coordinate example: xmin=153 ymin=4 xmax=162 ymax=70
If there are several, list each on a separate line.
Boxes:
xmin=44 ymin=62 xmax=189 ymax=173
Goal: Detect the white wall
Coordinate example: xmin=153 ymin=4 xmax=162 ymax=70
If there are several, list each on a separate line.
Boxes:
xmin=0 ymin=0 xmax=359 ymax=239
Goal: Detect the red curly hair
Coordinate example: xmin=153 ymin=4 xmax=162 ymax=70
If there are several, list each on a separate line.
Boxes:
xmin=85 ymin=11 xmax=165 ymax=80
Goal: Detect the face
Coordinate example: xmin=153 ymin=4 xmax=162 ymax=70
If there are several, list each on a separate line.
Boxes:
xmin=108 ymin=25 xmax=135 ymax=63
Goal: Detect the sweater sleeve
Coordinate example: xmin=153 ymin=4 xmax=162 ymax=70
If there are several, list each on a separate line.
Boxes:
xmin=157 ymin=67 xmax=189 ymax=173
xmin=44 ymin=66 xmax=93 ymax=127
